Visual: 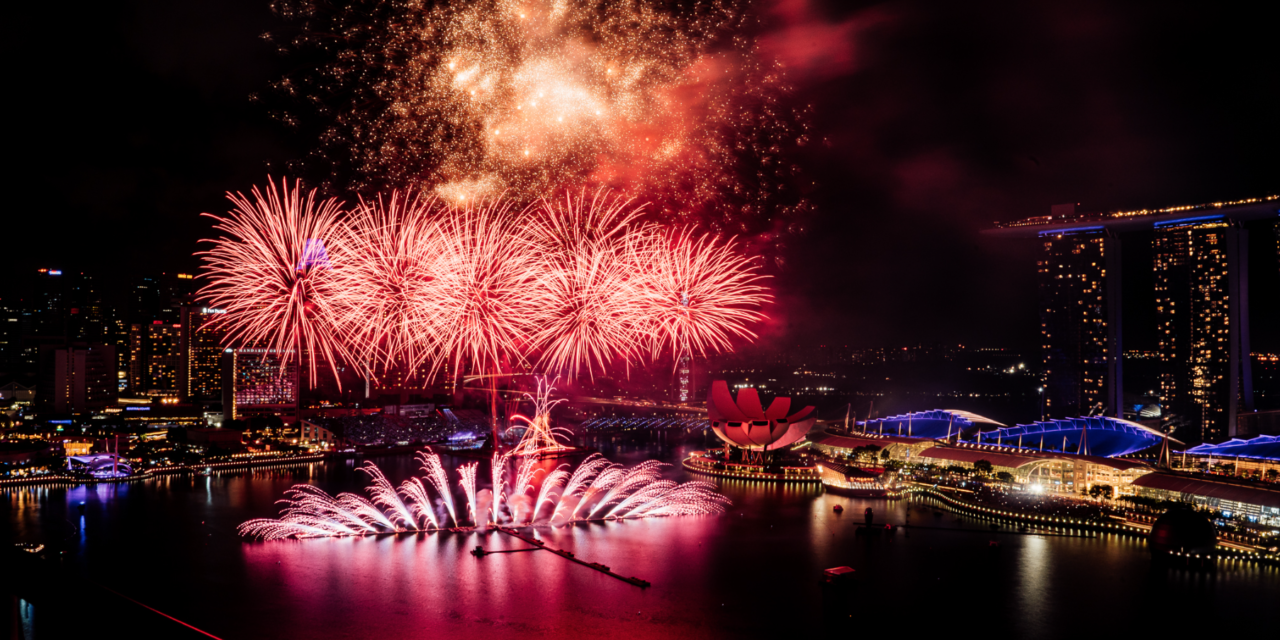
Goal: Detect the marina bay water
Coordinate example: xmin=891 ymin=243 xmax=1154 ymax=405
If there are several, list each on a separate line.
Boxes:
xmin=5 ymin=437 xmax=1277 ymax=638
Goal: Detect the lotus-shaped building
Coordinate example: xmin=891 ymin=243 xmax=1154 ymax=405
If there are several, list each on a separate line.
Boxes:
xmin=707 ymin=381 xmax=816 ymax=450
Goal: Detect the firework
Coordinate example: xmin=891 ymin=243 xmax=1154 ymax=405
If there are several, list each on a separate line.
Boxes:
xmin=431 ymin=199 xmax=541 ymax=375
xmin=633 ymin=227 xmax=771 ymax=362
xmin=202 ymin=182 xmax=770 ymax=387
xmin=268 ymin=0 xmax=810 ymax=233
xmin=237 ymin=452 xmax=729 ymax=540
xmin=197 ymin=177 xmax=348 ymax=386
xmin=526 ymin=190 xmax=652 ymax=377
xmin=327 ymin=191 xmax=449 ymax=380
xmin=417 ymin=451 xmax=460 ymax=528
xmin=509 ymin=377 xmax=572 ymax=456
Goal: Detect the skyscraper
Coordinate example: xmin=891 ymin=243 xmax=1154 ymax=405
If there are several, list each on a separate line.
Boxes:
xmin=128 ymin=322 xmax=182 ymax=396
xmin=180 ymin=306 xmax=227 ymax=401
xmin=988 ymin=196 xmax=1274 ymax=440
xmin=1153 ymin=217 xmax=1253 ymax=442
xmin=1036 ymin=226 xmax=1122 ymax=418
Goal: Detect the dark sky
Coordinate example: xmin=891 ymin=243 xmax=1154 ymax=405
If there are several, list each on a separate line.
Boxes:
xmin=5 ymin=0 xmax=1277 ymax=353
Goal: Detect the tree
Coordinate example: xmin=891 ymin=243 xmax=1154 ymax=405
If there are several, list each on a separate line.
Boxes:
xmin=973 ymin=459 xmax=994 ymax=476
xmin=995 ymin=471 xmax=1014 ymax=484
xmin=1265 ymin=469 xmax=1278 ymax=483
xmin=1088 ymin=484 xmax=1114 ymax=501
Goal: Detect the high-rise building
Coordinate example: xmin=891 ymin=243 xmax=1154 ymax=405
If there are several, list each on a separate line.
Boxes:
xmin=37 ymin=343 xmax=116 ymax=413
xmin=1036 ymin=224 xmax=1122 ymax=419
xmin=988 ymin=196 xmax=1274 ymax=442
xmin=1153 ymin=217 xmax=1253 ymax=442
xmin=128 ymin=322 xmax=182 ymax=396
xmin=222 ymin=349 xmax=297 ymax=422
xmin=180 ymin=306 xmax=227 ymax=401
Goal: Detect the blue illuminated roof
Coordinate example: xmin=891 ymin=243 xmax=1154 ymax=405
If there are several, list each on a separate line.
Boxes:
xmin=857 ymin=410 xmax=1004 ymax=440
xmin=1185 ymin=435 xmax=1280 ymax=461
xmin=977 ymin=416 xmax=1170 ymax=458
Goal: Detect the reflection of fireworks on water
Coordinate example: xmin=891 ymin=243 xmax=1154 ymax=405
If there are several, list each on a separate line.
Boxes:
xmin=237 ymin=453 xmax=729 ymax=540
xmin=267 ymin=0 xmax=810 ymax=234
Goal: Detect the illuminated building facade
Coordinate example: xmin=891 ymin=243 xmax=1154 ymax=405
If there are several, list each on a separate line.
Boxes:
xmin=1153 ymin=217 xmax=1253 ymax=442
xmin=128 ymin=322 xmax=182 ymax=396
xmin=988 ymin=197 xmax=1276 ymax=439
xmin=1036 ymin=224 xmax=1122 ymax=418
xmin=221 ymin=348 xmax=297 ymax=421
xmin=180 ymin=306 xmax=226 ymax=401
xmin=676 ymin=354 xmax=693 ymax=403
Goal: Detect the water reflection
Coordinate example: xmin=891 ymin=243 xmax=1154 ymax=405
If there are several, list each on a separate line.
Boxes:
xmin=3 ymin=446 xmax=1278 ymax=638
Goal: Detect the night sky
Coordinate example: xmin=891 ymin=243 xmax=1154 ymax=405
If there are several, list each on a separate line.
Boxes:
xmin=5 ymin=0 xmax=1277 ymax=354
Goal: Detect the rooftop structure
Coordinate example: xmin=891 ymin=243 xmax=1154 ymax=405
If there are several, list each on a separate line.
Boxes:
xmin=857 ymin=409 xmax=1005 ymax=440
xmin=986 ymin=196 xmax=1278 ymax=236
xmin=975 ymin=416 xmax=1175 ymax=458
xmin=1184 ymin=435 xmax=1280 ymax=461
xmin=706 ymin=381 xmax=815 ymax=451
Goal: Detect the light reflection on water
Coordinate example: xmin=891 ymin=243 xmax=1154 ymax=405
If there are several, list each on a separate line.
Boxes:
xmin=3 ymin=446 xmax=1278 ymax=638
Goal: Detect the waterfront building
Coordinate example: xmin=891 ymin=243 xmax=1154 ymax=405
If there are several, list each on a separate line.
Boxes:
xmin=1131 ymin=472 xmax=1280 ymax=526
xmin=1154 ymin=217 xmax=1254 ymax=442
xmin=857 ymin=409 xmax=1006 ymax=439
xmin=128 ymin=322 xmax=182 ymax=397
xmin=180 ymin=306 xmax=226 ymax=402
xmin=987 ymin=196 xmax=1277 ymax=439
xmin=1037 ymin=219 xmax=1122 ymax=418
xmin=221 ymin=348 xmax=297 ymax=422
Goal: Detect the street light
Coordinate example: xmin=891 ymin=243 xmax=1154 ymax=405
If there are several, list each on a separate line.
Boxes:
xmin=1038 ymin=386 xmax=1045 ymax=422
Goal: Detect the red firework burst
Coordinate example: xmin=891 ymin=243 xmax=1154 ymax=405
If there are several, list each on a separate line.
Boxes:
xmin=633 ymin=228 xmax=771 ymax=362
xmin=431 ymin=199 xmax=541 ymax=375
xmin=328 ymin=191 xmax=449 ymax=380
xmin=197 ymin=178 xmax=349 ymax=386
xmin=526 ymin=189 xmax=652 ymax=378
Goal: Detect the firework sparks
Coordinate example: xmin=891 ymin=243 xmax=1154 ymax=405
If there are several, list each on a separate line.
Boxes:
xmin=526 ymin=190 xmax=652 ymax=377
xmin=431 ymin=200 xmax=541 ymax=375
xmin=328 ymin=191 xmax=449 ymax=380
xmin=509 ymin=377 xmax=572 ymax=456
xmin=268 ymin=0 xmax=810 ymax=233
xmin=237 ymin=453 xmax=729 ymax=540
xmin=633 ymin=227 xmax=772 ymax=362
xmin=197 ymin=177 xmax=348 ymax=386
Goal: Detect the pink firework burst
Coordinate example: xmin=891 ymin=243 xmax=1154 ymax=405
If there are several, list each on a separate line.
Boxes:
xmin=328 ymin=191 xmax=449 ymax=380
xmin=432 ymin=199 xmax=541 ymax=375
xmin=197 ymin=177 xmax=349 ymax=386
xmin=633 ymin=227 xmax=771 ymax=362
xmin=526 ymin=189 xmax=652 ymax=378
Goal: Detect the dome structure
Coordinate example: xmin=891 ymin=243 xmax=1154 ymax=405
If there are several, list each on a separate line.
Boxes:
xmin=707 ymin=381 xmax=815 ymax=450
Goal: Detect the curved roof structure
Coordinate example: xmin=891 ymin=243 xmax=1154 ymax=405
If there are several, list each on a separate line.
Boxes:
xmin=1132 ymin=473 xmax=1280 ymax=509
xmin=857 ymin=410 xmax=1005 ymax=440
xmin=918 ymin=444 xmax=1151 ymax=472
xmin=976 ymin=416 xmax=1173 ymax=458
xmin=707 ymin=381 xmax=815 ymax=450
xmin=1184 ymin=435 xmax=1280 ymax=461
